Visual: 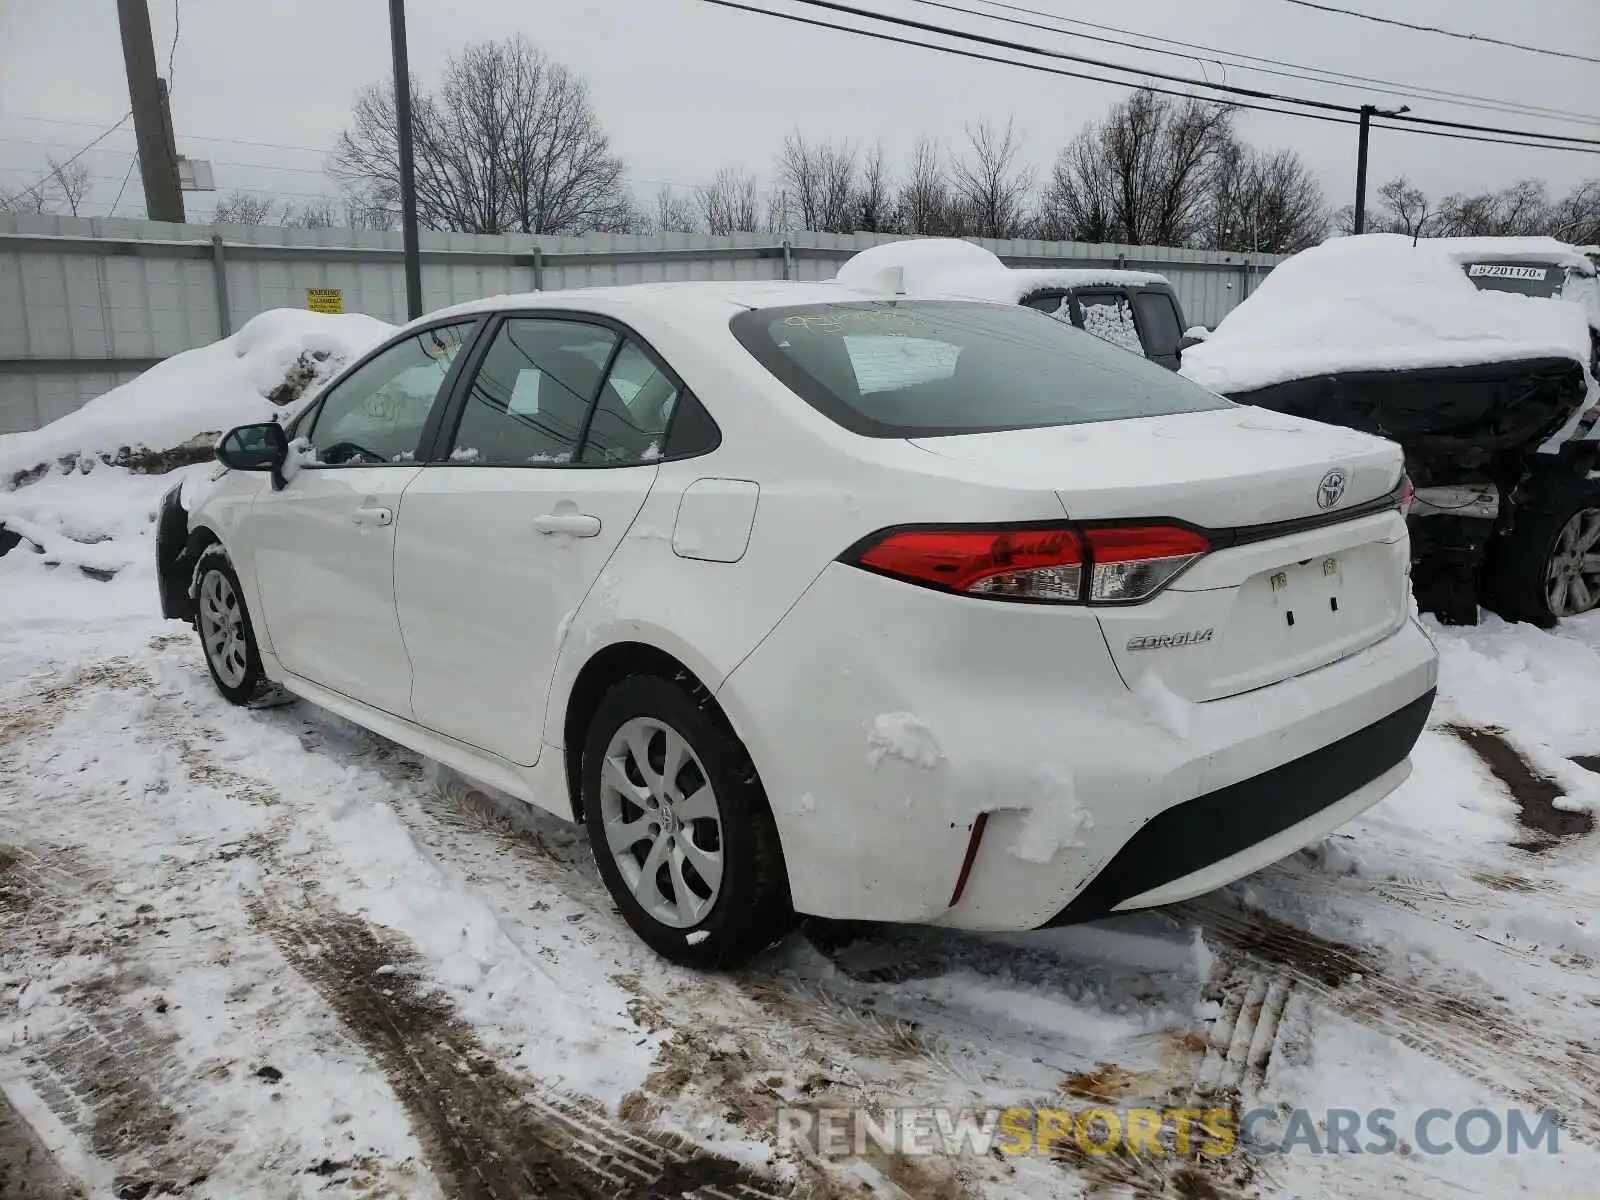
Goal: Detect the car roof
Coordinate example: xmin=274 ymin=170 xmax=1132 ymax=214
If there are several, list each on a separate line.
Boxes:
xmin=416 ymin=279 xmax=894 ymax=328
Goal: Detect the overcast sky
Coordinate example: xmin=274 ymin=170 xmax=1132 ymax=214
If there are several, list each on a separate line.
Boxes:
xmin=1 ymin=0 xmax=1595 ymax=224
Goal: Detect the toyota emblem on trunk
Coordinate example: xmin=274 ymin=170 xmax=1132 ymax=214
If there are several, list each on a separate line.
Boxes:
xmin=1317 ymin=468 xmax=1348 ymax=510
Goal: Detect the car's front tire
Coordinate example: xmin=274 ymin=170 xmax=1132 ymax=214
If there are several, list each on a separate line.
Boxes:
xmin=581 ymin=674 xmax=792 ymax=968
xmin=193 ymin=545 xmax=269 ymax=706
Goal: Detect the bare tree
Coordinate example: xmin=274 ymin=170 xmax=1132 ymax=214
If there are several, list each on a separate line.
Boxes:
xmin=949 ymin=119 xmax=1031 ymax=239
xmin=0 ymin=157 xmax=94 ymax=216
xmin=1042 ymin=90 xmax=1234 ymax=245
xmin=283 ymin=196 xmax=340 ymax=228
xmin=0 ymin=185 xmax=52 ymax=215
xmin=1549 ymin=180 xmax=1600 ymax=246
xmin=775 ymin=133 xmax=862 ymax=232
xmin=1207 ymin=144 xmax=1327 ymax=253
xmin=332 ymin=36 xmax=633 ymax=234
xmin=695 ymin=168 xmax=761 ymax=235
xmin=1375 ymin=177 xmax=1432 ymax=238
xmin=856 ymin=144 xmax=896 ymax=233
xmin=332 ymin=195 xmax=391 ymax=230
xmin=46 ymin=158 xmax=92 ymax=217
xmin=897 ymin=138 xmax=956 ymax=235
xmin=1436 ymin=180 xmax=1554 ymax=238
xmin=210 ymin=191 xmax=279 ymax=225
xmin=644 ymin=185 xmax=700 ymax=234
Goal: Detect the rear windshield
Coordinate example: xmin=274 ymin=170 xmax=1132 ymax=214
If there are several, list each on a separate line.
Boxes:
xmin=1464 ymin=262 xmax=1564 ymax=298
xmin=729 ymin=300 xmax=1231 ymax=437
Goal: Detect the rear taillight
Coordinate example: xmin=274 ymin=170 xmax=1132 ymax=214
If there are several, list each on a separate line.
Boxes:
xmin=1083 ymin=525 xmax=1211 ymax=603
xmin=847 ymin=522 xmax=1208 ymax=605
xmin=855 ymin=527 xmax=1085 ymax=602
xmin=1396 ymin=474 xmax=1415 ymax=517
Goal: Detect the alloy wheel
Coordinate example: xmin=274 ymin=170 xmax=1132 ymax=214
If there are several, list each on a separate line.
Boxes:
xmin=597 ymin=716 xmax=724 ymax=928
xmin=198 ymin=569 xmax=249 ymax=689
xmin=1545 ymin=507 xmax=1600 ymax=617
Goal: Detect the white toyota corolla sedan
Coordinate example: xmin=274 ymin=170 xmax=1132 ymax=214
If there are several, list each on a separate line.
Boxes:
xmin=157 ymin=280 xmax=1438 ymax=967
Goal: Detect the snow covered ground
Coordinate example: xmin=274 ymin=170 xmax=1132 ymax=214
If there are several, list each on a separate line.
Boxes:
xmin=2 ymin=328 xmax=1599 ymax=1198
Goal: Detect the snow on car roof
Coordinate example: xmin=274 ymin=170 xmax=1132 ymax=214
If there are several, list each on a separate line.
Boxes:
xmin=834 ymin=237 xmax=1168 ymax=303
xmin=1429 ymin=236 xmax=1597 ymax=275
xmin=1180 ymin=233 xmax=1594 ymax=396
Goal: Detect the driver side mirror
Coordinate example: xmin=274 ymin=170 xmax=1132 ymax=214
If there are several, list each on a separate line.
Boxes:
xmin=217 ymin=421 xmax=289 ymax=489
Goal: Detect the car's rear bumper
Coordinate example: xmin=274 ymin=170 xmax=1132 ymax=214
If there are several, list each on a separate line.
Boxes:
xmin=717 ymin=562 xmax=1438 ymax=929
xmin=1042 ymin=688 xmax=1431 ymax=924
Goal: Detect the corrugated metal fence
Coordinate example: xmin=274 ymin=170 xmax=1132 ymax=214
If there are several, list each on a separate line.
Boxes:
xmin=0 ymin=213 xmax=1282 ymax=434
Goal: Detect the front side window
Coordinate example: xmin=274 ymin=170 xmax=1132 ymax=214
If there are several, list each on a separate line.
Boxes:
xmin=1132 ymin=292 xmax=1184 ymax=359
xmin=1076 ymin=293 xmax=1145 ymax=356
xmin=730 ymin=300 xmax=1231 ymax=438
xmin=306 ymin=323 xmax=473 ymax=464
xmin=448 ymin=318 xmax=618 ymax=465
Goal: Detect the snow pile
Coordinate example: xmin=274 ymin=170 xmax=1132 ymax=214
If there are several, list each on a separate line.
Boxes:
xmin=0 ymin=309 xmax=395 ymax=482
xmin=834 ymin=237 xmax=1167 ymax=304
xmin=1181 ymin=234 xmax=1595 ymax=395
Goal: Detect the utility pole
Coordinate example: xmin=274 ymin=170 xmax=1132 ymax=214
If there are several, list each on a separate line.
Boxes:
xmin=116 ymin=0 xmax=184 ymax=222
xmin=389 ymin=0 xmax=423 ymax=320
xmin=1353 ymin=103 xmax=1409 ymax=235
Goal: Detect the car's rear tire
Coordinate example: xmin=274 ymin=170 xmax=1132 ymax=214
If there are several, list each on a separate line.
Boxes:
xmin=581 ymin=674 xmax=792 ymax=968
xmin=193 ymin=545 xmax=269 ymax=706
xmin=1486 ymin=477 xmax=1600 ymax=626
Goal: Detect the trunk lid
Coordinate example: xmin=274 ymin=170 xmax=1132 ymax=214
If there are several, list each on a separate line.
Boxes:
xmin=910 ymin=407 xmax=1412 ymax=701
xmin=909 ymin=407 xmax=1401 ymax=528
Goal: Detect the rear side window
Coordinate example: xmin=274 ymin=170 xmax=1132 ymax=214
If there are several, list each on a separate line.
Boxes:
xmin=730 ymin=301 xmax=1230 ymax=438
xmin=1132 ymin=292 xmax=1184 ymax=359
xmin=448 ymin=318 xmax=617 ymax=465
xmin=580 ymin=339 xmax=676 ymax=465
xmin=1076 ymin=293 xmax=1144 ymax=356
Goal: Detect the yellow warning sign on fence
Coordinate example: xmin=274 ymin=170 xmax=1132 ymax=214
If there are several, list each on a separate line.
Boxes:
xmin=306 ymin=288 xmax=344 ymax=314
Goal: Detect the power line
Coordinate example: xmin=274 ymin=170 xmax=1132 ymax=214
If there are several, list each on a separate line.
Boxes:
xmin=1276 ymin=0 xmax=1600 ymax=66
xmin=3 ymin=113 xmax=331 ymax=157
xmin=699 ymin=0 xmax=1365 ymax=128
xmin=108 ymin=155 xmax=140 ymax=216
xmin=729 ymin=0 xmax=1600 ymax=155
xmin=167 ymin=0 xmax=181 ymax=87
xmin=779 ymin=0 xmax=1600 ymax=148
xmin=3 ymin=114 xmax=133 ymax=202
xmin=941 ymin=0 xmax=1600 ymax=128
xmin=789 ymin=0 xmax=1357 ymax=114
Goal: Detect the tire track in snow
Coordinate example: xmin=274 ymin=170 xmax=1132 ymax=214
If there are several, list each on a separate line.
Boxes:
xmin=0 ymin=845 xmax=206 ymax=1199
xmin=0 ymin=1086 xmax=78 ymax=1200
xmin=1177 ymin=897 xmax=1600 ymax=1143
xmin=254 ymin=898 xmax=791 ymax=1200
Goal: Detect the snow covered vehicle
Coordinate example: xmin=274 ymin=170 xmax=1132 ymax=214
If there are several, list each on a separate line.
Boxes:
xmin=1439 ymin=236 xmax=1600 ymax=373
xmin=1183 ymin=234 xmax=1600 ymax=626
xmin=835 ymin=239 xmax=1193 ymax=369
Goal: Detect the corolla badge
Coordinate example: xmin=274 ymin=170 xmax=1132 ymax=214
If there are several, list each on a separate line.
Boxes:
xmin=1317 ymin=468 xmax=1349 ymax=510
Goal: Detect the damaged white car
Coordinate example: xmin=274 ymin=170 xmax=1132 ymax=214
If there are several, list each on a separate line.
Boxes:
xmin=157 ymin=282 xmax=1437 ymax=966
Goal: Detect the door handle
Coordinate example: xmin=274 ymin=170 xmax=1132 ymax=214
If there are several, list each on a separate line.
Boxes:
xmin=353 ymin=505 xmax=394 ymax=527
xmin=534 ymin=512 xmax=601 ymax=537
